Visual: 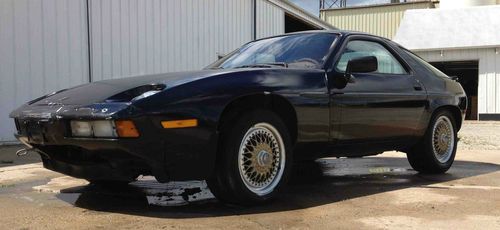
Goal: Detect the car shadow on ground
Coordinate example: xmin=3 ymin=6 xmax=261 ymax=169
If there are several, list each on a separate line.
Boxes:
xmin=55 ymin=157 xmax=500 ymax=218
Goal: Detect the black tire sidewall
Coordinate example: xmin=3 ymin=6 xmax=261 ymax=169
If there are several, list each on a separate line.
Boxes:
xmin=219 ymin=110 xmax=293 ymax=203
xmin=423 ymin=110 xmax=458 ymax=171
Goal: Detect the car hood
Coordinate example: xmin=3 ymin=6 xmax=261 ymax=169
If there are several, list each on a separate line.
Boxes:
xmin=30 ymin=69 xmax=234 ymax=106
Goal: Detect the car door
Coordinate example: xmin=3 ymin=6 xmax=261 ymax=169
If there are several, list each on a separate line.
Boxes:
xmin=329 ymin=36 xmax=427 ymax=145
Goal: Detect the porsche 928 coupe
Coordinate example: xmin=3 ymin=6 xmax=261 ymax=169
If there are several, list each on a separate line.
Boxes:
xmin=10 ymin=31 xmax=467 ymax=205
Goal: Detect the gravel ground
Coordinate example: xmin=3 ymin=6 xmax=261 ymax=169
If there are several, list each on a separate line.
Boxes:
xmin=458 ymin=121 xmax=500 ymax=150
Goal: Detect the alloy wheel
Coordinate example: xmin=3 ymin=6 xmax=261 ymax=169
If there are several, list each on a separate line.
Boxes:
xmin=431 ymin=116 xmax=455 ymax=163
xmin=238 ymin=122 xmax=286 ymax=196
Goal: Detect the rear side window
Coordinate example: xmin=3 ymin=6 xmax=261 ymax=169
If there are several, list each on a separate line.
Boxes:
xmin=336 ymin=40 xmax=407 ymax=75
xmin=403 ymin=50 xmax=450 ymax=79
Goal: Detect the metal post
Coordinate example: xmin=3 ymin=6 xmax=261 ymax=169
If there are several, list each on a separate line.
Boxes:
xmin=85 ymin=0 xmax=93 ymax=83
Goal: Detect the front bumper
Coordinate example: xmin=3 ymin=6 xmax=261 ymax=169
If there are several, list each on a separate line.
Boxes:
xmin=14 ymin=117 xmax=167 ymax=181
xmin=13 ymin=115 xmax=218 ymax=182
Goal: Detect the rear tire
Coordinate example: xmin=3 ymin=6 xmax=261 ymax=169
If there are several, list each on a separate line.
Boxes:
xmin=407 ymin=110 xmax=458 ymax=174
xmin=207 ymin=110 xmax=293 ymax=205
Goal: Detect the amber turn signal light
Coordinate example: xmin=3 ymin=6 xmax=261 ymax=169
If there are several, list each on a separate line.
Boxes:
xmin=161 ymin=119 xmax=198 ymax=129
xmin=115 ymin=120 xmax=140 ymax=137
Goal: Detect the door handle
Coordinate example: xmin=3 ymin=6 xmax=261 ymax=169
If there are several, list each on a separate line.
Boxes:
xmin=413 ymin=78 xmax=424 ymax=91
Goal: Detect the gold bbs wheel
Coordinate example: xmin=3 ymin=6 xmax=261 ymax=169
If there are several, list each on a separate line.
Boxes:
xmin=431 ymin=116 xmax=455 ymax=163
xmin=238 ymin=122 xmax=285 ymax=196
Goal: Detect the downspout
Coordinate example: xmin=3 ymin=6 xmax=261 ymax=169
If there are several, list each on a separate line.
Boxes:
xmin=253 ymin=0 xmax=257 ymax=40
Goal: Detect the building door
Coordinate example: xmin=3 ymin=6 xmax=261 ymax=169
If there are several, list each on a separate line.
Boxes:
xmin=430 ymin=61 xmax=479 ymax=120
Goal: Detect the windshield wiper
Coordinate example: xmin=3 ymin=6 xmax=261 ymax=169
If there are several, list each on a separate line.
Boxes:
xmin=235 ymin=62 xmax=288 ymax=69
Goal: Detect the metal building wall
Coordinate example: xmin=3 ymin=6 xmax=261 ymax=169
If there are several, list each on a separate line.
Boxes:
xmin=256 ymin=0 xmax=285 ymax=39
xmin=89 ymin=0 xmax=254 ymax=81
xmin=89 ymin=0 xmax=287 ymax=81
xmin=320 ymin=1 xmax=434 ymax=39
xmin=417 ymin=48 xmax=500 ymax=116
xmin=0 ymin=0 xmax=89 ymax=142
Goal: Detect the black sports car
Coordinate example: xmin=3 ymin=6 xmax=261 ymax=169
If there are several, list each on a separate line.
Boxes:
xmin=10 ymin=31 xmax=467 ymax=205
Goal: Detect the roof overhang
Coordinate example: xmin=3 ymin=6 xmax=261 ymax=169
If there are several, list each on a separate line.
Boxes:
xmin=393 ymin=5 xmax=500 ymax=51
xmin=319 ymin=0 xmax=433 ymax=12
xmin=267 ymin=0 xmax=337 ymax=30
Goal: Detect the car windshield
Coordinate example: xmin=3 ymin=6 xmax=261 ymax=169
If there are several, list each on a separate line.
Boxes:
xmin=208 ymin=33 xmax=338 ymax=69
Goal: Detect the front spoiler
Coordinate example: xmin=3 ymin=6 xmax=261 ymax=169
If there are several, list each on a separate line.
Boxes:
xmin=41 ymin=156 xmax=138 ymax=182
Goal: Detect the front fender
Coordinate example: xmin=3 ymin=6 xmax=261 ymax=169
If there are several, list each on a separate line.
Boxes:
xmin=132 ymin=68 xmax=329 ymax=180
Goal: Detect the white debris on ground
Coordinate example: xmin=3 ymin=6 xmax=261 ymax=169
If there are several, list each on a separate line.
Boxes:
xmin=133 ymin=176 xmax=215 ymax=206
xmin=32 ymin=176 xmax=88 ymax=193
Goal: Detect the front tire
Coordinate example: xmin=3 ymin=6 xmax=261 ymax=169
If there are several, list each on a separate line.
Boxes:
xmin=207 ymin=110 xmax=292 ymax=205
xmin=407 ymin=110 xmax=458 ymax=174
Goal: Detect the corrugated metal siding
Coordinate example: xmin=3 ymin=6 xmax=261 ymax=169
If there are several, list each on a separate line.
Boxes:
xmin=89 ymin=0 xmax=254 ymax=81
xmin=0 ymin=0 xmax=292 ymax=142
xmin=320 ymin=1 xmax=434 ymax=39
xmin=416 ymin=48 xmax=500 ymax=114
xmin=256 ymin=0 xmax=285 ymax=39
xmin=0 ymin=0 xmax=89 ymax=142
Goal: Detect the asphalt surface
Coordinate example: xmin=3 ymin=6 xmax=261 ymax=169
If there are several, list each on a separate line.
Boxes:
xmin=0 ymin=121 xmax=499 ymax=229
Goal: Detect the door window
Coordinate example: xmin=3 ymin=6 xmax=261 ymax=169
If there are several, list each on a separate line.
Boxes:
xmin=336 ymin=40 xmax=407 ymax=74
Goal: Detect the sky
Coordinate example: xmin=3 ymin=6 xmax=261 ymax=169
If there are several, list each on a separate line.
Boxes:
xmin=289 ymin=0 xmax=391 ymax=16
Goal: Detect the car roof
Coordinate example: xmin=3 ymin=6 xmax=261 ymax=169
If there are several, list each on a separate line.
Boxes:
xmin=254 ymin=30 xmax=390 ymax=43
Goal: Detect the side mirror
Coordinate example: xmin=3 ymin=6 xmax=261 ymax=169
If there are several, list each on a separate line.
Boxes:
xmin=332 ymin=56 xmax=378 ymax=89
xmin=346 ymin=56 xmax=378 ymax=75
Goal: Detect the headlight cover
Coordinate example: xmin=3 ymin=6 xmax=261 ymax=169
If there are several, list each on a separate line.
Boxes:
xmin=131 ymin=90 xmax=162 ymax=102
xmin=105 ymin=84 xmax=166 ymax=102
